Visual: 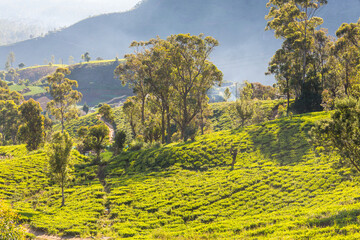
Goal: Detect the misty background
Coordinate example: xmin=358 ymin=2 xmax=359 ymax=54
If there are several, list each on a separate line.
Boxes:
xmin=0 ymin=0 xmax=359 ymax=85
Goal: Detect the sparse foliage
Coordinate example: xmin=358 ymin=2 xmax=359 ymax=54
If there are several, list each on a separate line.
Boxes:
xmin=49 ymin=131 xmax=73 ymax=207
xmin=46 ymin=68 xmax=82 ymax=132
xmin=223 ymin=87 xmax=231 ymax=102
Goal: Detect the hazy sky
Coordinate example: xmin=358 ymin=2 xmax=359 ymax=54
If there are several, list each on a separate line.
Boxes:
xmin=0 ymin=0 xmax=142 ymax=28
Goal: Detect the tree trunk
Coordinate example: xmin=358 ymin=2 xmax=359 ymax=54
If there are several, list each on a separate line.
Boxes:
xmin=61 ymin=180 xmax=65 ymax=207
xmin=161 ymin=107 xmax=166 ymax=144
xmin=181 ymin=126 xmax=186 ymax=142
xmin=141 ymin=97 xmax=145 ymax=125
xmin=166 ymin=107 xmax=172 ymax=144
xmin=302 ymin=6 xmax=308 ymax=96
xmin=345 ymin=64 xmax=349 ymax=96
xmin=130 ymin=121 xmax=136 ymax=138
xmin=182 ymin=95 xmax=188 ymax=142
xmin=287 ymin=78 xmax=290 ymax=116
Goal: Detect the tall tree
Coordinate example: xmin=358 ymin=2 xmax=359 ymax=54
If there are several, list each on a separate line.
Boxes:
xmin=266 ymin=0 xmax=327 ymax=91
xmin=233 ymin=81 xmax=255 ymax=127
xmin=81 ymin=52 xmax=91 ymax=62
xmin=167 ymin=34 xmax=223 ymax=141
xmin=223 ymin=87 xmax=231 ymax=102
xmin=122 ymin=97 xmax=140 ymax=138
xmin=116 ymin=38 xmax=174 ymax=143
xmin=46 ymin=68 xmax=82 ymax=132
xmin=0 ymin=100 xmax=20 ymax=145
xmin=18 ymin=99 xmax=44 ymax=151
xmin=333 ymin=21 xmax=360 ymax=96
xmin=49 ymin=131 xmax=73 ymax=207
xmin=7 ymin=52 xmax=15 ymax=68
xmin=115 ymin=47 xmax=150 ymax=125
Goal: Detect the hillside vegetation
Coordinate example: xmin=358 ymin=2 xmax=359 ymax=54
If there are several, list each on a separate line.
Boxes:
xmin=5 ymin=60 xmax=133 ymax=106
xmin=3 ymin=110 xmax=360 ymax=239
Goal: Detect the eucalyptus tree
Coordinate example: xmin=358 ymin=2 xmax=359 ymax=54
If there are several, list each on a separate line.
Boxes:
xmin=46 ymin=68 xmax=82 ymax=132
xmin=333 ymin=21 xmax=360 ymax=96
xmin=266 ymin=0 xmax=327 ymax=93
xmin=167 ymin=34 xmax=223 ymax=141
xmin=117 ymin=34 xmax=223 ymax=142
xmin=116 ymin=38 xmax=174 ymax=143
xmin=115 ymin=47 xmax=150 ymax=126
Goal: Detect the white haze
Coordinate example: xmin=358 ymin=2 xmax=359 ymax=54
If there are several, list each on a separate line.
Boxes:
xmin=0 ymin=0 xmax=142 ymax=29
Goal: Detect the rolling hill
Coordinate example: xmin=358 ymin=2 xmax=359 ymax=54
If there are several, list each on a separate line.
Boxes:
xmin=2 ymin=108 xmax=360 ymax=239
xmin=6 ymin=60 xmax=133 ymax=106
xmin=1 ymin=0 xmax=359 ymax=85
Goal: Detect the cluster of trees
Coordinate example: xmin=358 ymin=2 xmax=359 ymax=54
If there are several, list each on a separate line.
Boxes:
xmin=116 ymin=34 xmax=223 ymax=143
xmin=0 ymin=81 xmax=46 ymax=149
xmin=266 ymin=0 xmax=360 ymax=113
xmin=311 ymin=97 xmax=360 ymax=174
xmin=0 ymin=65 xmax=129 ymax=206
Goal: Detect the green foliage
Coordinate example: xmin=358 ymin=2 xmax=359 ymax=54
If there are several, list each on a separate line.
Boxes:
xmin=46 ymin=68 xmax=82 ymax=132
xmin=0 ymin=100 xmax=20 ymax=145
xmin=18 ymin=99 xmax=44 ymax=151
xmin=0 ymin=200 xmax=25 ymax=240
xmin=3 ymin=108 xmax=360 ymax=239
xmin=0 ymin=86 xmax=23 ymax=105
xmin=98 ymin=104 xmax=114 ymax=123
xmin=81 ymin=52 xmax=91 ymax=63
xmin=49 ymin=131 xmax=73 ymax=207
xmin=82 ymin=102 xmax=89 ymax=115
xmin=113 ymin=130 xmax=126 ymax=154
xmin=223 ymin=87 xmax=231 ymax=102
xmin=86 ymin=124 xmax=109 ymax=163
xmin=56 ymin=112 xmax=101 ymax=138
xmin=311 ymin=97 xmax=360 ymax=172
xmin=117 ymin=34 xmax=223 ymax=143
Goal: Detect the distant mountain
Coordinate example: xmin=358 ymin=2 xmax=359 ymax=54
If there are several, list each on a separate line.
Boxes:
xmin=0 ymin=19 xmax=45 ymax=45
xmin=0 ymin=0 xmax=359 ymax=85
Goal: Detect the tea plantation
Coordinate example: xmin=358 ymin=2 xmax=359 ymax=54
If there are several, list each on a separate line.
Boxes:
xmin=2 ymin=111 xmax=360 ymax=239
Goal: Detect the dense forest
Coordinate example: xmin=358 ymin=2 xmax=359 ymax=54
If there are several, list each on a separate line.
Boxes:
xmin=1 ymin=0 xmax=360 ymax=239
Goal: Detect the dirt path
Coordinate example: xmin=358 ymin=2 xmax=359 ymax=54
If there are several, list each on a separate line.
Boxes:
xmin=98 ymin=116 xmax=115 ymax=142
xmin=26 ymin=227 xmax=95 ymax=240
xmin=100 ymin=117 xmax=115 ymax=142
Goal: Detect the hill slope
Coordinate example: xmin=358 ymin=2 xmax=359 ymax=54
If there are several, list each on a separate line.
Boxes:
xmin=1 ymin=0 xmax=359 ymax=85
xmin=2 ymin=111 xmax=360 ymax=239
xmin=7 ymin=60 xmax=133 ymax=106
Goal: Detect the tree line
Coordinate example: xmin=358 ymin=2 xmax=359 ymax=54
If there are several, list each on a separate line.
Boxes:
xmin=115 ymin=33 xmax=223 ymax=143
xmin=266 ymin=0 xmax=360 ymax=113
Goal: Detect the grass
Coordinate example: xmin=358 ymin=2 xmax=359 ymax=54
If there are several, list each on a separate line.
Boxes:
xmin=54 ymin=112 xmax=101 ymax=138
xmin=209 ymin=99 xmax=288 ymax=132
xmin=2 ymin=105 xmax=360 ymax=239
xmin=8 ymin=84 xmax=46 ymax=96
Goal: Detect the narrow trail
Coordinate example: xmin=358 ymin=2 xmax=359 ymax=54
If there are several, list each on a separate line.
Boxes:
xmin=99 ymin=116 xmax=115 ymax=142
xmin=26 ymin=227 xmax=94 ymax=240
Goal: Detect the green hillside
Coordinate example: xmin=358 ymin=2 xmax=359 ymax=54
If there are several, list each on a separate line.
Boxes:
xmin=5 ymin=60 xmax=133 ymax=106
xmin=3 ymin=110 xmax=360 ymax=239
